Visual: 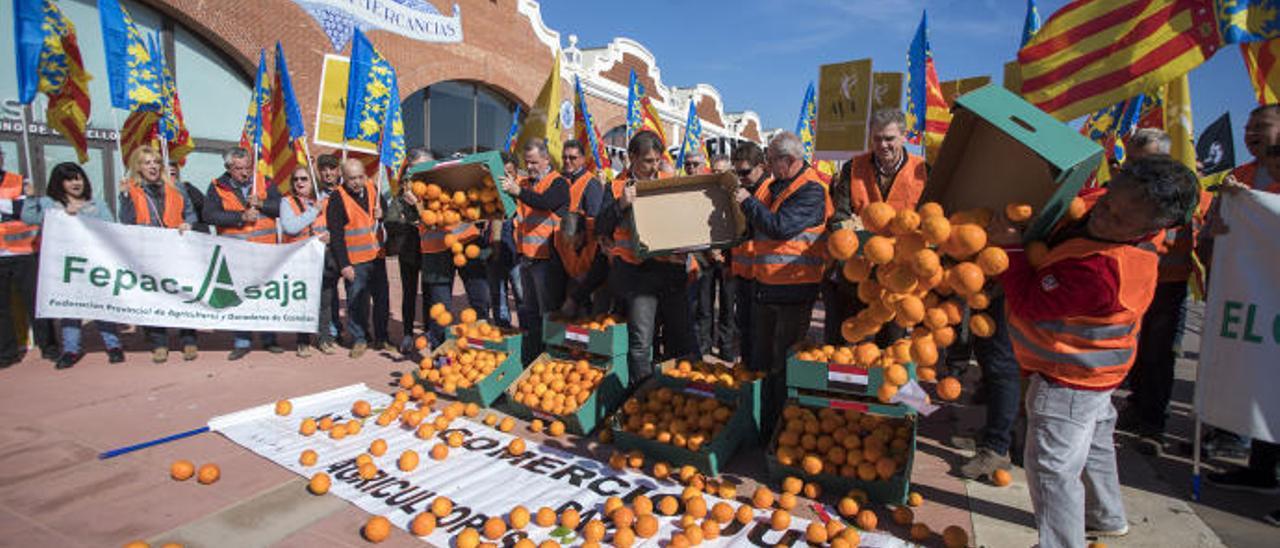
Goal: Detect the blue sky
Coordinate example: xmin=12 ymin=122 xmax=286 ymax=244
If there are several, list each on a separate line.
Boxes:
xmin=540 ymin=0 xmax=1258 ymax=159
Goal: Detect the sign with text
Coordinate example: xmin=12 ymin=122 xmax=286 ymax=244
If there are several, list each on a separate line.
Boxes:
xmin=1196 ymin=190 xmax=1280 ymax=443
xmin=292 ymin=0 xmax=462 ymax=51
xmin=36 ymin=211 xmax=324 ymax=332
xmin=314 ymin=54 xmax=380 ymax=154
xmin=817 ymin=59 xmax=874 ymax=154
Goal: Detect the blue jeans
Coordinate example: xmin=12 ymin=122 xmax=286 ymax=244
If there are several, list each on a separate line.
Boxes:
xmin=423 ymin=251 xmax=492 ymax=347
xmin=144 ymin=327 xmax=196 ymax=350
xmin=517 ymin=257 xmax=566 ymax=363
xmin=61 ymin=319 xmax=121 ymax=354
xmin=344 ymin=259 xmax=390 ymax=344
xmin=614 ymin=259 xmax=692 ymax=381
xmin=974 ymin=294 xmax=1019 ymax=456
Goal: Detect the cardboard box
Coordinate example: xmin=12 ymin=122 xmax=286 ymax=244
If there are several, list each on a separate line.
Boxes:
xmin=404 ymin=150 xmax=516 ymax=219
xmin=609 ymin=376 xmax=753 ymax=476
xmin=542 ymin=315 xmax=627 ymax=358
xmin=498 ymin=350 xmax=629 ymax=436
xmin=655 ymin=359 xmax=764 ymax=437
xmin=630 ymin=172 xmax=746 ymax=258
xmin=414 ymin=338 xmax=521 ymax=407
xmin=922 ymin=85 xmax=1103 ymax=242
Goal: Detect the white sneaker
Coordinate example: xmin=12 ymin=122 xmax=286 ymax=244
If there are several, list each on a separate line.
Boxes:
xmin=1086 ymin=524 xmax=1129 ymax=537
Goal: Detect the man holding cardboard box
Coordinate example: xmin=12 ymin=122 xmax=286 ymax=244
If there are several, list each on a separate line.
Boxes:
xmin=734 ymin=131 xmax=833 ymax=424
xmin=501 ymin=139 xmax=570 ymax=362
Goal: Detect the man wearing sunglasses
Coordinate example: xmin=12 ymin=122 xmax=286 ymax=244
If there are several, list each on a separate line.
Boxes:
xmin=554 ymin=141 xmax=607 ymax=315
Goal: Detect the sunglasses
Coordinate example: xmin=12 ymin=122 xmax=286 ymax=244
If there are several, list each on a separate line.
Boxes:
xmin=734 ymin=168 xmax=753 ymax=177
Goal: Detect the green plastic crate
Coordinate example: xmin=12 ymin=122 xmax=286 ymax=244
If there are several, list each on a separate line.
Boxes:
xmin=654 ymin=359 xmax=763 ymax=436
xmin=498 ymin=350 xmax=628 ymax=436
xmin=765 ymin=390 xmax=917 ymax=505
xmin=542 ymin=315 xmax=628 ymax=358
xmin=414 ymin=339 xmax=521 ymax=407
xmin=785 ymin=348 xmax=916 ymax=399
xmin=608 ymin=376 xmax=751 ymax=476
xmin=445 ymin=322 xmax=523 ymax=357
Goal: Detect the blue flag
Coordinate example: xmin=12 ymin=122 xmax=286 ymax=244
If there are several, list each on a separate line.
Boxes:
xmin=795 ymin=82 xmax=816 ymax=162
xmin=239 ymin=50 xmax=268 ymax=149
xmin=380 ymin=73 xmax=405 ymax=177
xmin=274 ymin=42 xmax=306 ymax=140
xmin=97 ymin=0 xmax=160 ymax=111
xmin=676 ymin=101 xmax=703 ymax=171
xmin=504 ymin=104 xmax=522 ymax=154
xmin=343 ymin=29 xmax=396 ymax=143
xmin=14 ymin=0 xmax=46 ymax=105
xmin=1021 ymin=0 xmax=1041 ymax=47
xmin=625 ymin=69 xmax=645 ymax=142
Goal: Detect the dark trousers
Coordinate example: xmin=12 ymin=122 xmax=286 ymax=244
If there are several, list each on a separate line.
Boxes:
xmin=693 ymin=260 xmax=737 ymax=360
xmin=486 ymin=241 xmax=521 ymax=328
xmin=1249 ymin=440 xmax=1280 ymax=479
xmin=973 ymin=294 xmax=1020 ymax=456
xmin=423 ymin=251 xmax=491 ymax=347
xmin=821 ymin=275 xmax=856 ymax=345
xmin=0 ymin=254 xmax=54 ymax=360
xmin=144 ymin=327 xmax=197 ymax=350
xmin=616 ymin=260 xmax=693 ymax=382
xmin=397 ymin=243 xmax=422 ymax=343
xmin=1128 ymin=281 xmax=1188 ymax=432
xmin=752 ymin=297 xmax=817 ymax=436
xmin=517 ymin=256 xmax=566 ymax=363
xmin=734 ymin=276 xmax=754 ymax=369
xmin=318 ymin=273 xmax=338 ymax=342
xmin=344 ymin=259 xmax=390 ymax=344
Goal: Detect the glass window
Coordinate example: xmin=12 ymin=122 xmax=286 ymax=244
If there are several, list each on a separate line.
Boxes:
xmin=176 ymin=151 xmax=226 ymax=193
xmin=0 ymin=141 xmax=22 ymax=176
xmin=417 ymin=81 xmax=516 ymax=157
xmin=174 ymin=27 xmax=250 ymax=141
xmin=403 ymin=89 xmax=425 ymax=150
xmin=476 ymin=86 xmax=511 ymax=152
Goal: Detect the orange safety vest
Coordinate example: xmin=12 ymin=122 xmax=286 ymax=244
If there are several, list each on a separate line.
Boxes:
xmin=337 ymin=181 xmax=382 ymax=265
xmin=419 ymin=222 xmax=479 ymax=254
xmin=729 ymin=176 xmax=773 ymax=279
xmin=517 ymin=171 xmax=563 ymax=260
xmin=1008 ymin=237 xmax=1158 ymax=390
xmin=555 ymin=170 xmax=600 ymax=278
xmin=847 ymin=151 xmax=927 ymax=216
xmin=751 ymin=167 xmax=833 ymax=285
xmin=126 ymin=180 xmax=185 ymax=228
xmin=281 ymin=194 xmax=329 ymax=244
xmin=212 ymin=177 xmax=278 ymax=243
xmin=0 ymin=172 xmax=38 ymax=255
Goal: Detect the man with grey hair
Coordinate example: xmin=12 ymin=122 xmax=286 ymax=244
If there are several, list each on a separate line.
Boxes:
xmin=326 ymin=158 xmax=391 ymax=358
xmin=205 ymin=146 xmax=285 ymax=360
xmin=1126 ymin=128 xmax=1172 ymax=160
xmin=733 ymin=131 xmax=831 ymax=426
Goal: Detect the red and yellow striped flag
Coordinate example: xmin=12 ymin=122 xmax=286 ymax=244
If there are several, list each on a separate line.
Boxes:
xmin=119 ymin=109 xmax=158 ymax=167
xmin=1241 ymin=39 xmax=1280 ymax=104
xmin=1017 ymin=0 xmax=1221 ymax=122
xmin=266 ymin=74 xmax=305 ymax=191
xmin=36 ymin=0 xmax=91 ymax=163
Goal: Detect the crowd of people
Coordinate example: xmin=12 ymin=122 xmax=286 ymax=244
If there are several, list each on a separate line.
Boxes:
xmin=1 ymin=103 xmax=1278 ymax=543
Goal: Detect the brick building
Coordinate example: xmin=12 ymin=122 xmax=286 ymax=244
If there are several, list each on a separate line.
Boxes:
xmin=0 ymin=0 xmax=763 ymax=206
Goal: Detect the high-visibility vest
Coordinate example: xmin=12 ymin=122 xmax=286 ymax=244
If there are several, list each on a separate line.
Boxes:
xmin=126 ymin=180 xmax=185 ymax=228
xmin=517 ymin=171 xmax=563 ymax=259
xmin=337 ymin=181 xmax=382 ymax=265
xmin=419 ymin=222 xmax=479 ymax=254
xmin=555 ymin=170 xmax=599 ymax=278
xmin=729 ymin=176 xmax=773 ymax=279
xmin=1008 ymin=237 xmax=1158 ymax=390
xmin=281 ymin=194 xmax=329 ymax=244
xmin=0 ymin=172 xmax=38 ymax=255
xmin=847 ymin=151 xmax=927 ymax=216
xmin=1230 ymin=161 xmax=1280 ymax=193
xmin=212 ymin=177 xmax=278 ymax=243
xmin=751 ymin=167 xmax=833 ymax=285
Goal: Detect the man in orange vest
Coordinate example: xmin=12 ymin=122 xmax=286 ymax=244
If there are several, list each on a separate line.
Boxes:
xmin=725 ymin=142 xmax=770 ymax=369
xmin=500 ymin=138 xmax=569 ymax=362
xmin=204 ymin=147 xmax=285 ymax=360
xmin=734 ymin=131 xmax=832 ymax=424
xmin=555 ymin=140 xmax=607 ymax=316
xmin=0 ymin=149 xmax=57 ymax=367
xmin=993 ymin=156 xmax=1200 ymax=547
xmin=327 ymin=158 xmax=391 ymax=358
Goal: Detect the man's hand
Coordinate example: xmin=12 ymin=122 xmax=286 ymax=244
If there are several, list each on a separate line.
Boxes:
xmin=1220 ymin=174 xmax=1249 ymax=194
xmin=500 ymin=175 xmax=520 ymax=195
xmin=985 ymin=214 xmax=1022 ymax=247
xmin=22 ymin=181 xmax=34 ymax=197
xmin=341 ymin=265 xmax=355 ymax=281
xmin=373 ymin=206 xmax=383 ymax=220
xmin=249 ymin=195 xmax=263 ymax=208
xmin=241 ymin=208 xmax=260 ymax=223
xmin=401 ymin=190 xmax=418 ymax=206
xmin=709 ymin=249 xmax=724 ymax=263
xmin=319 ymin=232 xmax=330 ymax=244
xmin=619 ymin=183 xmax=637 ymax=210
xmin=734 ymin=187 xmax=751 ymax=204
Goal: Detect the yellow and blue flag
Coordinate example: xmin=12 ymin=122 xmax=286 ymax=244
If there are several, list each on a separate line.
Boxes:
xmin=905 ymin=10 xmax=951 ymax=160
xmin=97 ymin=0 xmax=160 ymax=112
xmin=625 ymin=69 xmax=645 ymax=142
xmin=16 ymin=0 xmax=92 ymax=163
xmin=504 ymin=104 xmax=522 ymax=154
xmin=239 ymin=49 xmax=270 ymax=155
xmin=795 ymin=82 xmax=816 ymax=163
xmin=677 ymin=101 xmax=704 ymax=171
xmin=379 ymin=72 xmax=406 ymax=193
xmin=146 ymin=33 xmax=194 ymax=165
xmin=573 ymin=76 xmax=610 ymax=173
xmin=1021 ymin=0 xmax=1041 ymax=47
xmin=343 ymin=29 xmax=396 ymax=144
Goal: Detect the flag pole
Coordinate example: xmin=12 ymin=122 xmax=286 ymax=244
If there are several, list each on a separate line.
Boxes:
xmin=1192 ymin=413 xmax=1203 ymax=501
xmin=160 ymin=138 xmax=171 ymax=181
xmin=17 ymin=106 xmax=36 ymax=187
xmin=110 ymin=109 xmax=129 ymax=215
xmin=299 ymin=139 xmax=320 ymax=193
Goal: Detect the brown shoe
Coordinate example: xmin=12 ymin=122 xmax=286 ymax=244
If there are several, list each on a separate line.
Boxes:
xmin=315 ymin=340 xmax=336 ymax=355
xmin=349 ymin=342 xmax=367 ymax=359
xmin=296 ymin=344 xmax=313 ymax=358
xmin=182 ymin=345 xmax=198 ymax=361
xmin=960 ymin=447 xmax=1012 ymax=480
xmin=152 ymin=347 xmax=169 ymax=364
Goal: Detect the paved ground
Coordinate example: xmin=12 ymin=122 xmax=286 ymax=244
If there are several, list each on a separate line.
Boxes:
xmin=0 ymin=258 xmax=1272 ymax=547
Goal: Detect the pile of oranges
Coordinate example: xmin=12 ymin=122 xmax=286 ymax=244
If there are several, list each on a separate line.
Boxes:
xmin=616 ymin=386 xmax=736 ymax=452
xmin=660 ymin=359 xmax=764 ymax=389
xmin=773 ymin=404 xmax=913 ymax=482
xmin=418 ymin=343 xmax=509 ymax=395
xmin=409 ymin=180 xmax=504 ymax=227
xmin=449 ymin=321 xmax=514 ymax=344
xmin=510 ymin=358 xmax=606 ymax=416
xmin=791 ymin=340 xmax=919 ymax=403
xmin=552 ymin=313 xmax=622 ymax=331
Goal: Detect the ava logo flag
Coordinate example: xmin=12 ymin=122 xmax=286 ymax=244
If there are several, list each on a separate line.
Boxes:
xmin=35 ymin=211 xmax=324 ymax=332
xmin=291 ymin=0 xmax=462 ymax=51
xmin=1196 ymin=189 xmax=1280 ymax=443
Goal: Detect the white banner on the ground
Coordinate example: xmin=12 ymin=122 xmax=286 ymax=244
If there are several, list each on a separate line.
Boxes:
xmin=35 ymin=210 xmax=324 ymax=333
xmin=211 ymin=384 xmax=905 ymax=547
xmin=1196 ymin=189 xmax=1280 ymax=443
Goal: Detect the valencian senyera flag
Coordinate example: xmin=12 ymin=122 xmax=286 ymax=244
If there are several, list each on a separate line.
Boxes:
xmin=147 ymin=33 xmax=194 ymax=166
xmin=15 ymin=0 xmax=92 ymax=163
xmin=98 ymin=0 xmax=161 ymax=112
xmin=1019 ymin=0 xmax=1280 ymax=123
xmin=1241 ymin=37 xmax=1280 ymax=104
xmin=504 ymin=104 xmax=522 ymax=155
xmin=573 ymin=76 xmax=610 ymax=174
xmin=638 ymin=96 xmax=672 ymax=163
xmin=676 ymin=100 xmax=706 ymax=172
xmin=905 ymin=10 xmax=951 ymax=160
xmin=343 ymin=29 xmax=396 ymax=145
xmin=625 ymin=69 xmax=645 ymax=142
xmin=267 ymin=42 xmax=308 ymax=188
xmin=379 ymin=72 xmax=405 ymax=195
xmin=795 ymin=82 xmax=816 ymax=164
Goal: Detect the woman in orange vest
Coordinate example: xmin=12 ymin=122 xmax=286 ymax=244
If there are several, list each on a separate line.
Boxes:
xmin=0 ymin=148 xmax=57 ymax=366
xmin=279 ymin=167 xmax=331 ymax=357
xmin=117 ymin=146 xmax=200 ymax=364
xmin=21 ymin=163 xmax=122 ymax=369
xmin=500 ymin=138 xmax=569 ymax=363
xmin=993 ymin=156 xmax=1200 ymax=548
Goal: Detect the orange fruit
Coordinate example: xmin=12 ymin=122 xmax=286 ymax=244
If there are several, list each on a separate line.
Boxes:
xmin=911 ymin=522 xmax=932 ymax=541
xmin=196 ymin=463 xmax=220 ymax=485
xmin=801 ymin=455 xmax=823 ymax=475
xmin=908 ymin=491 xmax=924 ymax=507
xmin=992 ymin=468 xmax=1013 ymax=486
xmin=877 ymin=382 xmax=899 ymax=403
xmin=735 ymin=504 xmax=755 ymax=525
xmin=910 ymin=338 xmax=939 ymax=367
xmin=612 ymin=507 xmax=637 ymax=529
xmin=452 ymin=254 xmax=467 ymax=267
xmin=299 ymin=449 xmax=318 ymax=466
xmin=299 ymin=417 xmax=317 ymax=436
xmin=976 ymin=246 xmax=1009 ymax=276
xmin=582 ymin=519 xmax=606 ymax=542
xmin=893 ymin=506 xmax=914 ymax=525
xmin=652 ymin=461 xmax=670 ymax=479
xmin=363 ymin=515 xmax=391 ymax=543
xmin=751 ymin=486 xmax=775 ymax=509
xmin=369 ymin=438 xmax=387 ymax=457
xmin=769 ymin=509 xmax=791 ymax=531
xmin=920 ymin=215 xmax=952 ymax=245
xmin=685 ymin=495 xmax=708 ymax=519
xmin=455 ymin=527 xmax=480 ymax=548
xmin=806 ymin=521 xmax=829 ymax=544
xmin=1005 ymin=202 xmax=1034 ymax=222
xmin=885 ymin=363 xmax=910 ymax=386
xmin=548 ymin=420 xmax=567 ymax=437
xmin=275 ymin=399 xmax=292 ymax=416
xmin=891 ymin=209 xmax=921 ymax=235
xmin=399 ymin=450 xmax=419 ymax=471
xmin=827 ymin=228 xmax=860 ymax=260
xmin=529 ymin=419 xmax=544 ymax=433
xmin=436 ymin=311 xmax=453 ymax=326
xmin=459 ymin=308 xmax=478 ymax=324
xmin=946 ymin=224 xmax=988 ymax=259
xmin=508 ymin=438 xmax=526 ymax=456
xmin=918 ymin=201 xmax=945 ymax=218
xmin=636 ymin=514 xmax=660 ymax=537
xmin=710 ymin=502 xmax=734 ymax=524
xmin=917 ymin=366 xmax=938 ymax=382
xmin=1066 ymin=196 xmax=1087 ymax=220
xmin=431 ymin=442 xmax=450 ymax=460
xmin=171 ymin=460 xmax=195 ymax=481
xmin=534 ymin=507 xmax=556 ymax=527
xmin=841 ymin=256 xmax=872 ymax=283
xmin=862 ymin=202 xmax=896 ymax=233
xmin=410 ymin=512 xmax=437 ymax=536
xmin=1026 ymin=240 xmax=1049 ymax=268
xmin=308 ymin=472 xmax=330 ymax=494
xmin=560 ymin=508 xmax=581 ymax=529
xmin=910 ymin=248 xmax=942 ymax=279
xmin=948 ymin=262 xmax=985 ymax=296
xmin=482 ymin=516 xmax=508 ymax=539
xmin=970 ymin=313 xmax=996 ymax=338
xmin=894 ymin=295 xmax=926 ymax=326
xmin=943 ymin=525 xmax=969 ymax=548
xmin=856 ymin=509 xmax=878 ymax=530
xmin=464 ymin=244 xmax=481 ymax=259
xmin=837 ymin=497 xmax=859 ymax=518
xmin=429 ymin=302 xmax=447 ymax=320
xmin=967 ymin=291 xmax=990 ymax=310
xmin=424 ymin=184 xmax=442 ymax=199
xmin=350 ymin=399 xmax=371 ymax=417
xmin=633 ymin=494 xmax=654 ymax=516
xmin=863 ymin=236 xmax=895 ymax=265
xmin=781 ymin=476 xmax=803 ymax=495
xmin=937 ymin=377 xmax=963 ymax=401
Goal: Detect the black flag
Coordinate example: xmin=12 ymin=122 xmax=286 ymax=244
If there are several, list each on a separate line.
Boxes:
xmin=1197 ymin=113 xmax=1235 ymax=175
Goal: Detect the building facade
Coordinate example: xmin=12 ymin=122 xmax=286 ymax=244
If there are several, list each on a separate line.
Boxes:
xmin=0 ymin=0 xmax=763 ymax=208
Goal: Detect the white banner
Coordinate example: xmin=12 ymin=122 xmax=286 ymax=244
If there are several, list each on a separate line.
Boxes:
xmin=35 ymin=210 xmax=325 ymax=333
xmin=212 ymin=384 xmax=906 ymax=547
xmin=1196 ymin=190 xmax=1280 ymax=443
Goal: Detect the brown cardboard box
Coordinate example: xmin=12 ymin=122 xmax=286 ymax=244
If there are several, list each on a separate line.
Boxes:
xmin=630 ymin=172 xmax=746 ymax=257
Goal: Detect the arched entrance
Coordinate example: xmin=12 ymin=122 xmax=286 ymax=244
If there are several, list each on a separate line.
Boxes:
xmin=403 ymin=81 xmax=520 ymax=158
